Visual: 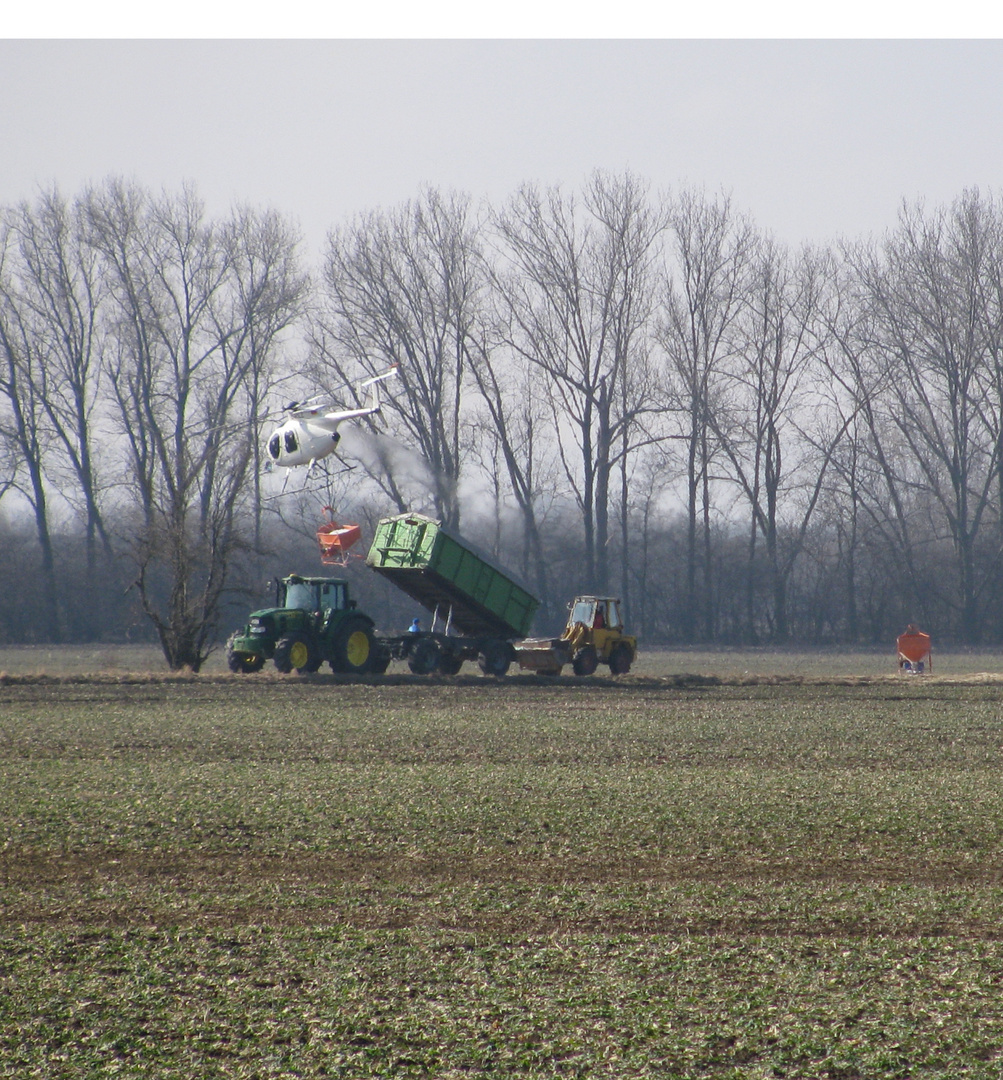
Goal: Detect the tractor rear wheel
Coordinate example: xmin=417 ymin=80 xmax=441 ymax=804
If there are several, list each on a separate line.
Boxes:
xmin=274 ymin=633 xmax=318 ymax=674
xmin=332 ymin=618 xmax=375 ymax=674
xmin=608 ymin=642 xmax=633 ymax=675
xmin=572 ymin=645 xmax=599 ymax=676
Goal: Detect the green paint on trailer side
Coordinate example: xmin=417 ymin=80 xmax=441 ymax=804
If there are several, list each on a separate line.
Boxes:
xmin=366 ymin=514 xmax=539 ymax=639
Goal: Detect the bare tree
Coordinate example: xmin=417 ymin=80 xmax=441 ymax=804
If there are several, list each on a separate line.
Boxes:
xmin=968 ymin=194 xmax=1003 ymax=635
xmin=841 ymin=194 xmax=1003 ymax=642
xmin=0 ymin=217 xmax=63 ymax=640
xmin=463 ymin=331 xmax=559 ymax=615
xmin=6 ymin=189 xmax=112 ymax=571
xmin=492 ymin=171 xmax=665 ymax=596
xmin=712 ymin=240 xmax=839 ymax=640
xmin=657 ymin=189 xmax=754 ymax=640
xmin=218 ymin=205 xmax=309 ymax=547
xmin=820 ymin=240 xmax=924 ymax=638
xmin=313 ymin=188 xmax=481 ymax=528
xmin=84 ymin=179 xmax=304 ymax=669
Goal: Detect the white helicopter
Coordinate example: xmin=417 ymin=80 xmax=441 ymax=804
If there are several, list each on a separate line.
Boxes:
xmin=264 ymin=364 xmax=399 ymax=478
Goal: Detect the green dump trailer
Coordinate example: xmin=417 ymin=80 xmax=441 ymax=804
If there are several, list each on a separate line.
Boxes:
xmin=366 ymin=513 xmax=539 ymax=676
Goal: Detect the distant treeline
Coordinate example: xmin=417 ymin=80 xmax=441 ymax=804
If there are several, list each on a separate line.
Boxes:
xmin=3 ymin=175 xmax=1003 ymax=663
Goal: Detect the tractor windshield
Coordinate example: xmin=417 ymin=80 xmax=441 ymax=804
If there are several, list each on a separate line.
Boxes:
xmin=284 ymin=582 xmax=317 ymax=611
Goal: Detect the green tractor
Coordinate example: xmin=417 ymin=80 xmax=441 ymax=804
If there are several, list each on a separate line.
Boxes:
xmin=225 ymin=575 xmax=389 ymax=675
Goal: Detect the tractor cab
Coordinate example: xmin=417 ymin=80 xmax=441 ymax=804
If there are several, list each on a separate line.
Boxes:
xmin=278 ymin=575 xmax=350 ymax=615
xmin=270 ymin=575 xmax=358 ymax=639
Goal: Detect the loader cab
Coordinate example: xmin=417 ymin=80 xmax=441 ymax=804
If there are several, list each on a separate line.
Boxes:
xmin=568 ymin=596 xmax=622 ymax=632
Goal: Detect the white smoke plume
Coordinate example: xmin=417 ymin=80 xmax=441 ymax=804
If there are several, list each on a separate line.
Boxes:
xmin=337 ymin=425 xmax=441 ymax=508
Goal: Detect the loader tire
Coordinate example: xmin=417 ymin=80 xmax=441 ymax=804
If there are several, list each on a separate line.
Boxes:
xmin=609 ymin=642 xmax=633 ymax=675
xmin=572 ymin=645 xmax=599 ymax=676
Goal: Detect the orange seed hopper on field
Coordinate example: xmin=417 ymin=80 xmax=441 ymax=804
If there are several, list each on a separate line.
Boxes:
xmin=897 ymin=624 xmax=931 ymax=673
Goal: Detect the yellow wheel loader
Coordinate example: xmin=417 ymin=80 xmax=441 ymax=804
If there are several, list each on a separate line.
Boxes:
xmin=514 ymin=596 xmax=637 ymax=676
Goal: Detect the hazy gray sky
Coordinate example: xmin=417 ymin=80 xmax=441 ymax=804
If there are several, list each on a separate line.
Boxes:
xmin=3 ymin=39 xmax=1003 ymax=259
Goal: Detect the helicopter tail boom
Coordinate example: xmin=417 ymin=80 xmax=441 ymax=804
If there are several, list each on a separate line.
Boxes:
xmin=357 ymin=364 xmax=399 ymax=412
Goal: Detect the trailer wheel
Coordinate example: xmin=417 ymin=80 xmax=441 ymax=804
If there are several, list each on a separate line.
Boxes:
xmin=478 ymin=640 xmax=511 ymax=677
xmin=226 ymin=633 xmax=264 ymax=673
xmin=370 ymin=642 xmax=392 ymax=674
xmin=408 ymin=637 xmax=440 ymax=675
xmin=572 ymin=645 xmax=599 ymax=676
xmin=274 ymin=633 xmax=317 ymax=674
xmin=437 ymin=652 xmax=464 ymax=675
xmin=332 ymin=618 xmax=375 ymax=674
xmin=609 ymin=642 xmax=633 ymax=675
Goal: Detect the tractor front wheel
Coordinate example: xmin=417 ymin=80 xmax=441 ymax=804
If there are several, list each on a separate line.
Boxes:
xmin=226 ymin=633 xmax=264 ymax=674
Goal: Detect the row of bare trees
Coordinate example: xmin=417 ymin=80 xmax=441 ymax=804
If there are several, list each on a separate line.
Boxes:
xmin=4 ymin=175 xmax=1003 ymax=662
xmin=0 ymin=181 xmax=306 ymax=666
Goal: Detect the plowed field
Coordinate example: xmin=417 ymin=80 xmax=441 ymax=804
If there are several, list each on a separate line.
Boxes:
xmin=4 ymin=672 xmax=1003 ymax=1077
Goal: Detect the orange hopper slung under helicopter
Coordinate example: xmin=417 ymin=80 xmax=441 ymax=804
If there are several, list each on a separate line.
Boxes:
xmin=316 ymin=507 xmax=363 ymax=566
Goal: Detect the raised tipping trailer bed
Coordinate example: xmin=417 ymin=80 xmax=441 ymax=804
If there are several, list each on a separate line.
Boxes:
xmin=366 ymin=514 xmax=539 ymax=676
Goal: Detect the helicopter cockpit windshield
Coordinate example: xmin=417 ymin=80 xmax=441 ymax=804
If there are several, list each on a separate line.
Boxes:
xmin=267 ymin=434 xmax=281 ymax=460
